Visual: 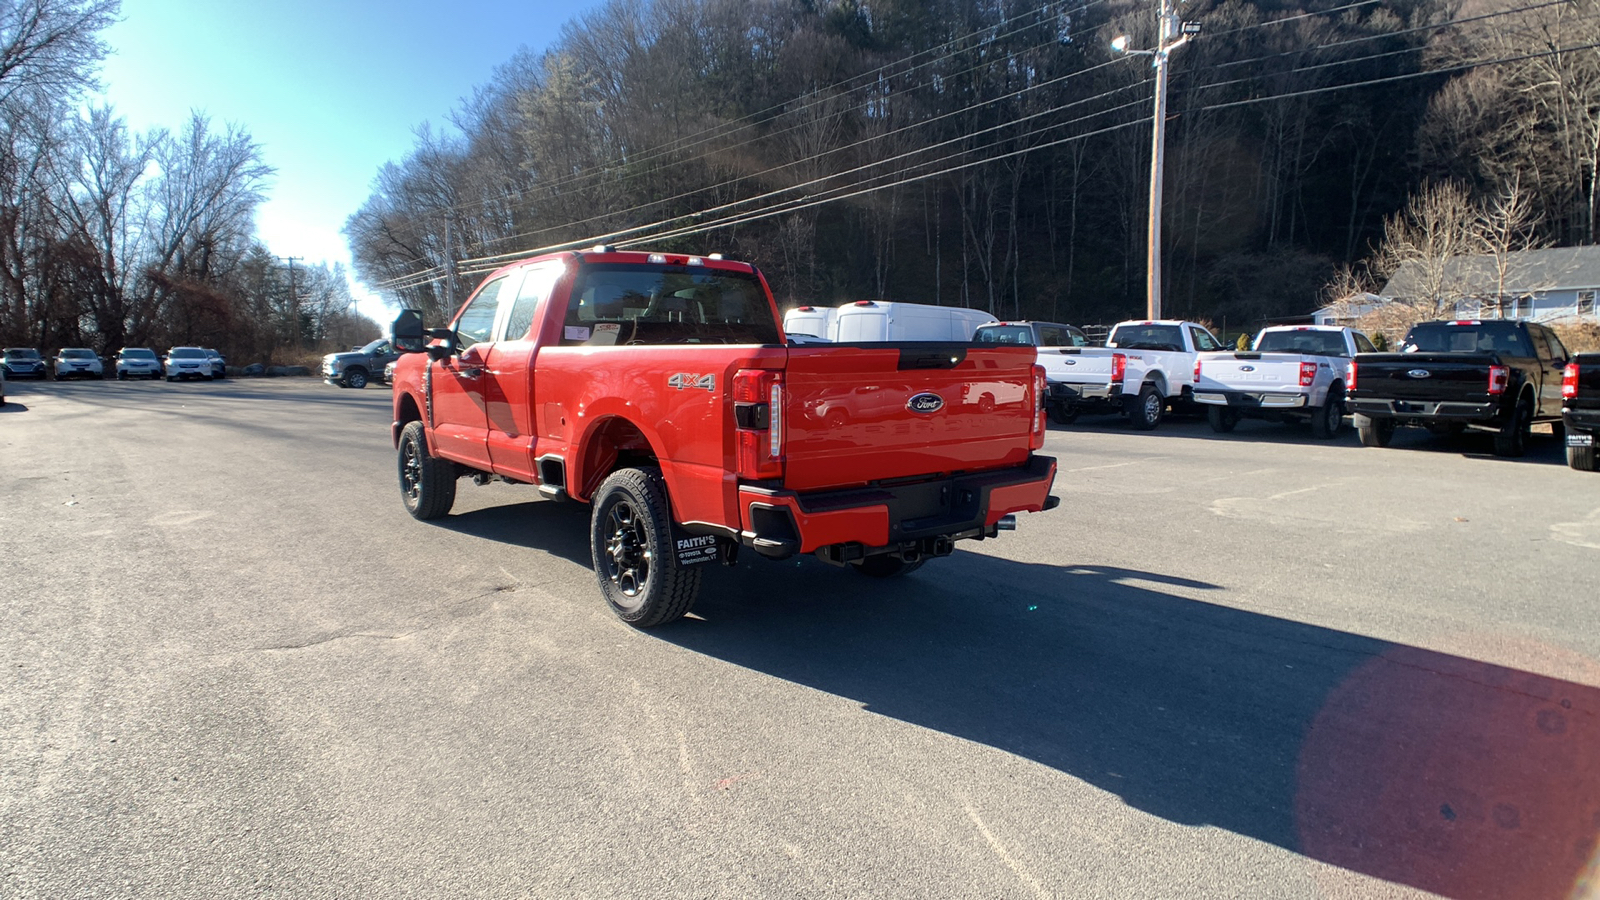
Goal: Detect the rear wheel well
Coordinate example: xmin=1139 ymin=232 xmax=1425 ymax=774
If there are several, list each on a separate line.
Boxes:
xmin=579 ymin=417 xmax=660 ymax=499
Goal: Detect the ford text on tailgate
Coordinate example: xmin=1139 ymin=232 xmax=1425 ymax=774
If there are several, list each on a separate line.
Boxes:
xmin=388 ymin=248 xmax=1059 ymax=627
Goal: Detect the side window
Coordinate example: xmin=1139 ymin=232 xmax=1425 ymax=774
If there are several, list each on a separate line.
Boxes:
xmin=453 ymin=276 xmax=509 ymax=348
xmin=1189 ymin=326 xmax=1222 ymax=352
xmin=1353 ymin=332 xmax=1377 ymax=354
xmin=1546 ymin=329 xmax=1569 ymax=362
xmin=1067 ymin=328 xmax=1089 ymax=347
xmin=501 ymin=264 xmax=562 ymax=342
xmin=1528 ymin=327 xmax=1552 ymax=362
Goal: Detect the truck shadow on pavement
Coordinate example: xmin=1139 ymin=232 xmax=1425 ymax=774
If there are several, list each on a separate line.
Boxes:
xmin=673 ymin=552 xmax=1600 ymax=900
xmin=431 ymin=499 xmax=1600 ymax=898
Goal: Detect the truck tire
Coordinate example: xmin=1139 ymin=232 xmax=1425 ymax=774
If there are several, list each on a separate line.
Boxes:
xmin=851 ymin=554 xmax=926 ymax=578
xmin=1568 ymin=441 xmax=1597 ymax=471
xmin=591 ymin=467 xmax=700 ymax=628
xmin=1206 ymin=406 xmax=1239 ymax=433
xmin=398 ymin=420 xmax=456 ymax=520
xmin=344 ymin=367 xmax=368 ymax=389
xmin=1493 ymin=399 xmax=1532 ymax=458
xmin=1127 ymin=384 xmax=1163 ymax=430
xmin=1355 ymin=414 xmax=1395 ymax=447
xmin=1310 ymin=391 xmax=1345 ymax=440
xmin=1048 ymin=402 xmax=1078 ymax=425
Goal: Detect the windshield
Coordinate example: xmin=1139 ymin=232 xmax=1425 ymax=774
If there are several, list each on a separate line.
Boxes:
xmin=974 ymin=325 xmax=1037 ymax=346
xmin=1255 ymin=330 xmax=1350 ymax=357
xmin=4 ymin=348 xmax=40 ymax=360
xmin=1402 ymin=323 xmax=1530 ymax=356
xmin=1108 ymin=324 xmax=1184 ymax=352
xmin=562 ymin=263 xmax=779 ymax=346
xmin=61 ymin=349 xmax=96 ymax=359
xmin=121 ymin=348 xmax=156 ymax=360
xmin=168 ymin=347 xmax=206 ymax=359
xmin=360 ymin=340 xmax=388 ymax=354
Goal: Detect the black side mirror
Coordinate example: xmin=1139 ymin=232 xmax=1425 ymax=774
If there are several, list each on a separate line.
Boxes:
xmin=392 ymin=309 xmax=426 ymax=353
xmin=424 ymin=328 xmax=457 ymax=361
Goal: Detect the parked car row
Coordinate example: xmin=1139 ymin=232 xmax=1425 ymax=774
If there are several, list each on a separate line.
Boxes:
xmin=1 ymin=346 xmax=227 ymax=381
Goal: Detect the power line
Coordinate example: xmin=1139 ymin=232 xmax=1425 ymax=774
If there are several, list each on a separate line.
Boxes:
xmin=459 ymin=57 xmax=1134 ymax=266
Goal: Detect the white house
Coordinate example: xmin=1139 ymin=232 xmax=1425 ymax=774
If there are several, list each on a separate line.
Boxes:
xmin=1314 ymin=246 xmax=1600 ymax=325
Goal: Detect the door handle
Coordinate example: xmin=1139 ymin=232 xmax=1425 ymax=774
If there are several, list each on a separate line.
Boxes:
xmin=457 ymin=367 xmax=483 ymax=379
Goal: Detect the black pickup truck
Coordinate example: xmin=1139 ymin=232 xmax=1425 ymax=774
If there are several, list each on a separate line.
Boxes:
xmin=1345 ymin=320 xmax=1569 ymax=457
xmin=1564 ymin=354 xmax=1600 ymax=471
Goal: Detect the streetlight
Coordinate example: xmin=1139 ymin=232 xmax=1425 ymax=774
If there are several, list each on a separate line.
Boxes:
xmin=1112 ymin=13 xmax=1199 ymax=320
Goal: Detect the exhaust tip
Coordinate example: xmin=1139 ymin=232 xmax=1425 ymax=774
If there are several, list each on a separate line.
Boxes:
xmin=996 ymin=515 xmax=1017 ymax=531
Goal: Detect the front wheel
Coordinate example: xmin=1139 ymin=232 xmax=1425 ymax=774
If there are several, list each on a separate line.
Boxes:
xmin=590 ymin=467 xmax=701 ymax=627
xmin=1493 ymin=401 xmax=1532 ymax=458
xmin=1127 ymin=385 xmax=1163 ymax=431
xmin=398 ymin=420 xmax=456 ymax=520
xmin=1356 ymin=414 xmax=1395 ymax=448
xmin=1206 ymin=406 xmax=1239 ymax=433
xmin=344 ymin=368 xmax=368 ymax=389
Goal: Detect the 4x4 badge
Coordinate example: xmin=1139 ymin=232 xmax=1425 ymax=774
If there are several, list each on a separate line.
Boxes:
xmin=907 ymin=392 xmax=944 ymax=413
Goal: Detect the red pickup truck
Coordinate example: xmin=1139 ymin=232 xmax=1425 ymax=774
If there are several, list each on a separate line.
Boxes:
xmin=389 ymin=248 xmax=1059 ymax=626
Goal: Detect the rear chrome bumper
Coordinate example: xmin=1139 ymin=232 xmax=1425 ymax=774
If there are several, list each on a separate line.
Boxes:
xmin=1194 ymin=390 xmax=1307 ymax=409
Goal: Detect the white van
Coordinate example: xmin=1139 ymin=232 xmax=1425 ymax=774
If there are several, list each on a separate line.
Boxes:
xmin=782 ymin=305 xmax=837 ymax=340
xmin=832 ymin=300 xmax=997 ymax=342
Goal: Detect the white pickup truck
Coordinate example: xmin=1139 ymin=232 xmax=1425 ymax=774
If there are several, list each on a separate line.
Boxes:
xmin=1193 ymin=325 xmax=1377 ymax=438
xmin=1046 ymin=319 xmax=1226 ymax=429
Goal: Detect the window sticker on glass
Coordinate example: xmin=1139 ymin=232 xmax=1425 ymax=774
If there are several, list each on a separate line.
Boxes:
xmin=565 ymin=325 xmax=591 ymax=341
xmin=589 ymin=323 xmax=621 ymax=346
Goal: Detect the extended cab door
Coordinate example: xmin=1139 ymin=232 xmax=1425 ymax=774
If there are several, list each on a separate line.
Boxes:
xmin=1530 ymin=325 xmax=1569 ymax=418
xmin=430 ymin=272 xmax=519 ymax=467
xmin=482 ymin=262 xmax=564 ymax=482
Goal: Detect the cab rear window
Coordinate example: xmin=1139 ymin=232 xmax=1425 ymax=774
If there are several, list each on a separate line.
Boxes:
xmin=562 ymin=263 xmax=779 ymax=346
xmin=1403 ymin=323 xmax=1529 ymax=356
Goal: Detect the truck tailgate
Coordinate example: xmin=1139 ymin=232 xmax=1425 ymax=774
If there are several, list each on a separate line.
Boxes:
xmin=1047 ymin=347 xmax=1116 ymax=383
xmin=1355 ymin=353 xmax=1497 ymax=401
xmin=1199 ymin=352 xmax=1304 ymax=390
xmin=782 ymin=343 xmax=1037 ymax=492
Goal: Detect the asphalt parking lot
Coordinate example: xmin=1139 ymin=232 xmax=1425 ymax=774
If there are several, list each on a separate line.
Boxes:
xmin=2 ymin=377 xmax=1597 ymax=899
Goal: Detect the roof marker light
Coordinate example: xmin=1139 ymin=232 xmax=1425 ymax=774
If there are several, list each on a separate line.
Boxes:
xmin=647 ymin=253 xmax=667 ymax=264
xmin=591 ymin=244 xmax=614 ymax=253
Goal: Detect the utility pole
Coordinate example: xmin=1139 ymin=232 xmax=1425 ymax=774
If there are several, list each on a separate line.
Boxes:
xmin=444 ymin=218 xmax=456 ymax=314
xmin=278 ymin=256 xmax=303 ymax=348
xmin=1114 ymin=12 xmax=1199 ymax=320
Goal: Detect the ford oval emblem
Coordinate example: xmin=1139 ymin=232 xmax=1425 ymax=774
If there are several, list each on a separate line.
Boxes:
xmin=1064 ymin=359 xmax=1076 ymax=365
xmin=1406 ymin=369 xmax=1432 ymax=379
xmin=1239 ymin=365 xmax=1256 ymax=372
xmin=907 ymin=392 xmax=945 ymax=414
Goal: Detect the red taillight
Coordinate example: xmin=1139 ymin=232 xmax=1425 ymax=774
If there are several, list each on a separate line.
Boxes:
xmin=1193 ymin=357 xmax=1203 ymax=384
xmin=1564 ymin=362 xmax=1580 ymax=399
xmin=1299 ymin=361 xmax=1317 ymax=387
xmin=1111 ymin=352 xmax=1127 ymax=385
xmin=733 ymin=369 xmax=783 ymax=479
xmin=1031 ymin=364 xmax=1046 ymax=449
xmin=1488 ymin=365 xmax=1510 ymax=395
xmin=1346 ymin=361 xmax=1357 ymax=391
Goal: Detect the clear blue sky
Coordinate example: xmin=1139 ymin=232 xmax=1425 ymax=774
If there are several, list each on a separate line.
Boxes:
xmin=94 ymin=0 xmax=602 ymax=323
